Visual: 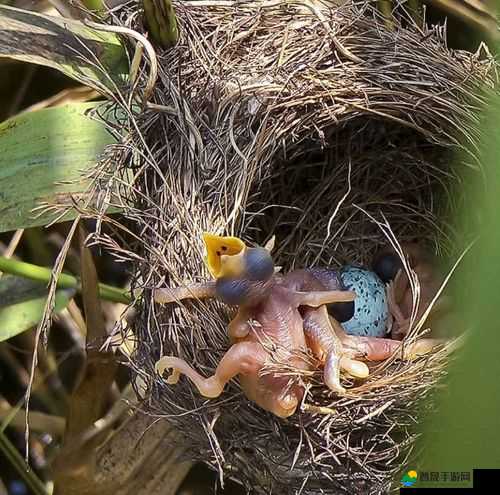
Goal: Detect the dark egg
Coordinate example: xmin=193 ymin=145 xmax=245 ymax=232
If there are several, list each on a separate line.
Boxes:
xmin=328 ymin=301 xmax=355 ymax=323
xmin=372 ymin=251 xmax=403 ymax=283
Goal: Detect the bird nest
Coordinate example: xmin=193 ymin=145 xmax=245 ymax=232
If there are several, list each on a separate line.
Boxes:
xmin=88 ymin=1 xmax=497 ymax=493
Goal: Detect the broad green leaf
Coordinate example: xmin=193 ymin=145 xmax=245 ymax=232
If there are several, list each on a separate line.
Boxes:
xmin=0 ymin=102 xmax=117 ymax=232
xmin=0 ymin=4 xmax=128 ymax=91
xmin=0 ymin=275 xmax=75 ymax=342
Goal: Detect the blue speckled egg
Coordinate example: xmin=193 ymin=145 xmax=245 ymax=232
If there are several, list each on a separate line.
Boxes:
xmin=339 ymin=265 xmax=388 ymax=337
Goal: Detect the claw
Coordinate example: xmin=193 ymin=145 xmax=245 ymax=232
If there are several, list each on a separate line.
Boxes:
xmin=155 ymin=357 xmax=181 ymax=385
xmin=339 ymin=356 xmax=369 ymax=379
xmin=155 ymin=355 xmax=224 ymax=397
xmin=323 ymin=351 xmax=345 ymax=393
xmin=302 ymin=305 xmax=370 ymax=393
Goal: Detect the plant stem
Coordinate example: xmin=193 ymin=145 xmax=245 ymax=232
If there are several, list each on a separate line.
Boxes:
xmin=0 ymin=398 xmax=66 ymax=436
xmin=143 ymin=0 xmax=179 ymax=48
xmin=377 ymin=0 xmax=394 ymax=30
xmin=0 ymin=256 xmax=130 ymax=304
xmin=81 ymin=0 xmax=105 ymax=12
xmin=407 ymin=0 xmax=422 ymax=27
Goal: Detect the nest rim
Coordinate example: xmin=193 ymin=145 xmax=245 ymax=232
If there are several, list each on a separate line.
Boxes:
xmin=84 ymin=1 xmax=496 ymax=493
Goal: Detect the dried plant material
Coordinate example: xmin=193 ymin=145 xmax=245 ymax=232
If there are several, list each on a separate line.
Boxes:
xmin=80 ymin=1 xmax=497 ymax=493
xmin=52 ymin=227 xmax=117 ymax=494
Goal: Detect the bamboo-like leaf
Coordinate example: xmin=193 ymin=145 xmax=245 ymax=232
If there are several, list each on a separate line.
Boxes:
xmin=0 ymin=102 xmax=117 ymax=233
xmin=0 ymin=4 xmax=128 ymax=91
xmin=0 ymin=276 xmax=75 ymax=342
xmin=415 ymin=60 xmax=500 ymax=482
xmin=81 ymin=0 xmax=106 ymax=12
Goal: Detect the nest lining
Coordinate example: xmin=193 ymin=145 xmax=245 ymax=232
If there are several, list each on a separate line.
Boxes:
xmin=87 ymin=1 xmax=498 ymax=494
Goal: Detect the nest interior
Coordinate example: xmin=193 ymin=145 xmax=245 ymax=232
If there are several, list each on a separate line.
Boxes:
xmin=94 ymin=2 xmax=497 ymax=494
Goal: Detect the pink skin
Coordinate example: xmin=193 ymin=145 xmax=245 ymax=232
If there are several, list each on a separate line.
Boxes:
xmin=154 ymin=258 xmax=443 ymax=417
xmin=283 ymin=270 xmax=440 ymax=384
xmin=382 ymin=243 xmax=451 ymax=340
xmin=328 ymin=315 xmax=440 ymax=361
xmin=155 ymin=281 xmax=356 ymax=417
xmin=283 ymin=270 xmax=369 ymax=391
xmin=301 ymin=305 xmax=369 ymax=392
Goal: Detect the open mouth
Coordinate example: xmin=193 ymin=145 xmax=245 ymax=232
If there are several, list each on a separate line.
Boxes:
xmin=202 ymin=233 xmax=246 ymax=278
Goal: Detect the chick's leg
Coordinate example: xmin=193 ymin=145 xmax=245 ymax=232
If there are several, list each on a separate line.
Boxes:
xmin=154 ymin=281 xmax=216 ymax=304
xmin=155 ymin=341 xmax=267 ymax=398
xmin=303 ymin=306 xmax=369 ymax=394
xmin=329 ymin=316 xmax=441 ymax=361
xmin=228 ymin=308 xmax=253 ymax=342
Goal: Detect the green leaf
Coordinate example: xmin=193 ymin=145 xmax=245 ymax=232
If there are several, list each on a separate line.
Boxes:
xmin=0 ymin=4 xmax=128 ymax=91
xmin=0 ymin=276 xmax=75 ymax=342
xmin=81 ymin=0 xmax=105 ymax=12
xmin=0 ymin=102 xmax=117 ymax=233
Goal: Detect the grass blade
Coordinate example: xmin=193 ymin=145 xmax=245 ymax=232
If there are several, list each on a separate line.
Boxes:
xmin=0 ymin=4 xmax=128 ymax=91
xmin=0 ymin=102 xmax=118 ymax=232
xmin=0 ymin=276 xmax=75 ymax=342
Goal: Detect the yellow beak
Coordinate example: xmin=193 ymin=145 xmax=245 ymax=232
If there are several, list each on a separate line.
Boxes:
xmin=202 ymin=232 xmax=246 ymax=278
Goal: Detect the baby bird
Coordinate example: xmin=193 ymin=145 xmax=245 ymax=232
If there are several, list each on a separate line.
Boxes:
xmin=154 ymin=235 xmax=441 ymax=417
xmin=372 ymin=243 xmax=450 ymax=340
xmin=154 ymin=233 xmax=358 ymax=417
